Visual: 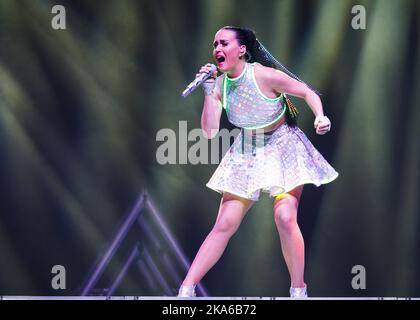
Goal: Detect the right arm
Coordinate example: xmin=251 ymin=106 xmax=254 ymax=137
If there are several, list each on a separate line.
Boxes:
xmin=199 ymin=65 xmax=223 ymax=139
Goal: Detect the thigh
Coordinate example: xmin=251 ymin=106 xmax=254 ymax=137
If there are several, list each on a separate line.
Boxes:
xmin=215 ymin=192 xmax=254 ymax=223
xmin=274 ymin=185 xmax=304 ymax=208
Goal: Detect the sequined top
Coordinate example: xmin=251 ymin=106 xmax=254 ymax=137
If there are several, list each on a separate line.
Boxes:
xmin=222 ymin=63 xmax=286 ymax=129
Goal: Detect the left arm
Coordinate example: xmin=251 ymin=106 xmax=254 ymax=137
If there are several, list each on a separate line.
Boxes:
xmin=258 ymin=65 xmax=331 ymax=135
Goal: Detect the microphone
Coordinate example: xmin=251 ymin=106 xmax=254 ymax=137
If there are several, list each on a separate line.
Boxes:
xmin=181 ymin=64 xmax=217 ymax=97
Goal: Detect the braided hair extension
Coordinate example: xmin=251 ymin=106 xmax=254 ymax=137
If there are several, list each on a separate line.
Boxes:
xmin=222 ymin=26 xmax=321 ymax=126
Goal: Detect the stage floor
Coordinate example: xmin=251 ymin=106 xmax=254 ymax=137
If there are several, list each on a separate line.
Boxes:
xmin=1 ymin=296 xmax=418 ymax=300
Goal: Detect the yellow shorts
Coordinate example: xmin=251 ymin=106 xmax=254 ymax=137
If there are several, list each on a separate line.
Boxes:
xmin=275 ymin=193 xmax=288 ymax=201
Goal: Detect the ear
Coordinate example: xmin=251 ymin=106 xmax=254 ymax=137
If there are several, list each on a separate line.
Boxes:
xmin=239 ymin=45 xmax=246 ymax=55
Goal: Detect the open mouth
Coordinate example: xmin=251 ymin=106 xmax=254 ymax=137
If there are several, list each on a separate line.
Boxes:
xmin=216 ymin=56 xmax=225 ymax=64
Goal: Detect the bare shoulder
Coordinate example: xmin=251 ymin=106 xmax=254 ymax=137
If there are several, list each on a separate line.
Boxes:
xmin=253 ymin=63 xmax=288 ymax=96
xmin=253 ymin=63 xmax=283 ymax=82
xmin=253 ymin=62 xmax=273 ymax=73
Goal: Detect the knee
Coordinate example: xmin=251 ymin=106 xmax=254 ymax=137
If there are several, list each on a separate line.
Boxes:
xmin=274 ymin=196 xmax=298 ymax=230
xmin=274 ymin=209 xmax=297 ymax=231
xmin=211 ymin=194 xmax=251 ymax=235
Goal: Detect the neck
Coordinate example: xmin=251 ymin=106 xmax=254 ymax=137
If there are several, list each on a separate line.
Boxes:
xmin=227 ymin=60 xmax=246 ymax=78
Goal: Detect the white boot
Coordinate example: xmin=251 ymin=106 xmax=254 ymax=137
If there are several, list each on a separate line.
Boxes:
xmin=290 ymin=284 xmax=308 ymax=298
xmin=177 ymin=284 xmax=196 ymax=298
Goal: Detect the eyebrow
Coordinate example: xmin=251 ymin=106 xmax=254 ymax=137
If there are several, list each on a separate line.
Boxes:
xmin=213 ymin=39 xmax=228 ymax=46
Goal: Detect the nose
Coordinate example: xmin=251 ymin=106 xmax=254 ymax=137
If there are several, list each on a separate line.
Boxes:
xmin=214 ymin=43 xmax=222 ymax=51
xmin=214 ymin=46 xmax=222 ymax=55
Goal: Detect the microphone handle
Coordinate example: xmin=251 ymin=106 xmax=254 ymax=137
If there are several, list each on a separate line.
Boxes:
xmin=181 ymin=66 xmax=215 ymax=98
xmin=181 ymin=80 xmax=201 ymax=97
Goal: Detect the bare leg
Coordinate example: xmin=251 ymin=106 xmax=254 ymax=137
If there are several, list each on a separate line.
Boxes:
xmin=273 ymin=186 xmax=305 ymax=288
xmin=182 ymin=192 xmax=253 ymax=287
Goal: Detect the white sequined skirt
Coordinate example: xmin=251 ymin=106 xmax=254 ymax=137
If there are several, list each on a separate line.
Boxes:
xmin=206 ymin=123 xmax=339 ymax=201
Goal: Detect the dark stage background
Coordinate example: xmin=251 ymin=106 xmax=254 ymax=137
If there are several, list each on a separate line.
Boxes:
xmin=0 ymin=0 xmax=419 ymax=297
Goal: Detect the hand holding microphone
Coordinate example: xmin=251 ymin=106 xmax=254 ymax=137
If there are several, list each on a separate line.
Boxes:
xmin=182 ymin=64 xmax=217 ymax=97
